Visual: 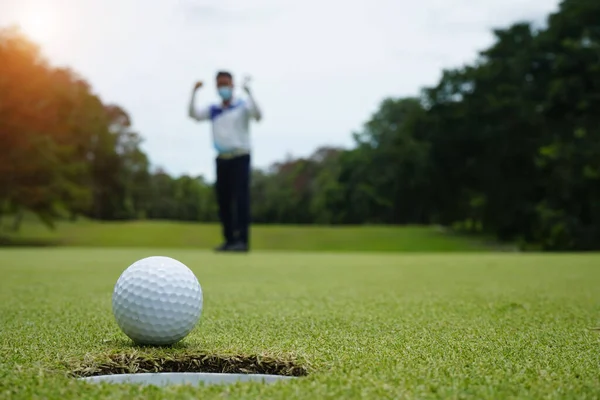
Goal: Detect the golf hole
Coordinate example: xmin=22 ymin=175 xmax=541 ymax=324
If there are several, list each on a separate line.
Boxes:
xmin=80 ymin=372 xmax=296 ymax=387
xmin=70 ymin=352 xmax=308 ymax=387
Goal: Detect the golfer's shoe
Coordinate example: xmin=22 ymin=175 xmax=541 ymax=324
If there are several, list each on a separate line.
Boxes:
xmin=214 ymin=242 xmax=232 ymax=252
xmin=228 ymin=242 xmax=249 ymax=252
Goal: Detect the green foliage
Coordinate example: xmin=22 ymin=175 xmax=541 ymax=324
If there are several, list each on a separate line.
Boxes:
xmin=0 ymin=27 xmax=216 ymax=226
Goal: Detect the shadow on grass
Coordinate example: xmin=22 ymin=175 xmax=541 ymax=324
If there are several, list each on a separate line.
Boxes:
xmin=433 ymin=225 xmax=520 ymax=252
xmin=0 ymin=235 xmax=61 ymax=247
xmin=103 ymin=337 xmax=193 ymax=350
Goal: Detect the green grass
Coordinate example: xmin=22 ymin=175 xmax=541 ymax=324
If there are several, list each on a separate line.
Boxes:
xmin=0 ymin=219 xmax=508 ymax=252
xmin=1 ymin=248 xmax=599 ymax=399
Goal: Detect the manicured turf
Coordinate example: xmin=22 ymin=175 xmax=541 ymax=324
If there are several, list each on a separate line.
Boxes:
xmin=0 ymin=219 xmax=506 ymax=252
xmin=1 ymin=248 xmax=598 ymax=399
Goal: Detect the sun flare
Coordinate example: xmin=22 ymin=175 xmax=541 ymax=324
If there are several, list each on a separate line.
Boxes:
xmin=17 ymin=6 xmax=60 ymax=45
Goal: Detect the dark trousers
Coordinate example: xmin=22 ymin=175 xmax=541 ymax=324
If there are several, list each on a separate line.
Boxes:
xmin=215 ymin=154 xmax=251 ymax=246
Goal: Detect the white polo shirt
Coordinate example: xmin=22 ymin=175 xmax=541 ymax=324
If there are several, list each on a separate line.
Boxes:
xmin=191 ymin=97 xmax=260 ymax=154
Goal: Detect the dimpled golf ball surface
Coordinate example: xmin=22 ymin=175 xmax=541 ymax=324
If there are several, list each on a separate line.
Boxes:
xmin=112 ymin=256 xmax=203 ymax=346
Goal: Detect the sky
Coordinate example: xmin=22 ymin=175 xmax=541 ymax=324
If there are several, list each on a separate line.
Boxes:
xmin=1 ymin=0 xmax=559 ymax=182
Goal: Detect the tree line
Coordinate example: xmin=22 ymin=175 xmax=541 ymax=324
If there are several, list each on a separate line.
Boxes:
xmin=1 ymin=0 xmax=599 ymax=250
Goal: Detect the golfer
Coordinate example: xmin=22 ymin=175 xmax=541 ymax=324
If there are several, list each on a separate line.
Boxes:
xmin=188 ymin=71 xmax=262 ymax=252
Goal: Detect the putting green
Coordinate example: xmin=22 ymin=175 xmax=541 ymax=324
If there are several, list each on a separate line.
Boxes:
xmin=0 ymin=248 xmax=598 ymax=399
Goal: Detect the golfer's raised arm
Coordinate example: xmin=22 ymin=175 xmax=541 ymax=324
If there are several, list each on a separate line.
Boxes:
xmin=245 ymin=90 xmax=262 ymax=122
xmin=188 ymin=82 xmax=210 ymax=121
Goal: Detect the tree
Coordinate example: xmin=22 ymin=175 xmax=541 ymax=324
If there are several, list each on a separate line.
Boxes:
xmin=0 ymin=27 xmax=93 ymax=229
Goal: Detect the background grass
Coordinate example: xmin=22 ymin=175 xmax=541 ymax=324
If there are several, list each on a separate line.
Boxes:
xmin=1 ymin=248 xmax=599 ymax=399
xmin=0 ymin=219 xmax=512 ymax=252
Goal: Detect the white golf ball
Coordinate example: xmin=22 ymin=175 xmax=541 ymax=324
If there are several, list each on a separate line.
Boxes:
xmin=112 ymin=256 xmax=203 ymax=346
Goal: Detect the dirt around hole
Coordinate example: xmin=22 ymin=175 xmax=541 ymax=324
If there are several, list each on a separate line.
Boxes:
xmin=69 ymin=351 xmax=309 ymax=378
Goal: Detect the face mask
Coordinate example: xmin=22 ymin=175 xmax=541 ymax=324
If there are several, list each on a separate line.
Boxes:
xmin=218 ymin=86 xmax=233 ymax=101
